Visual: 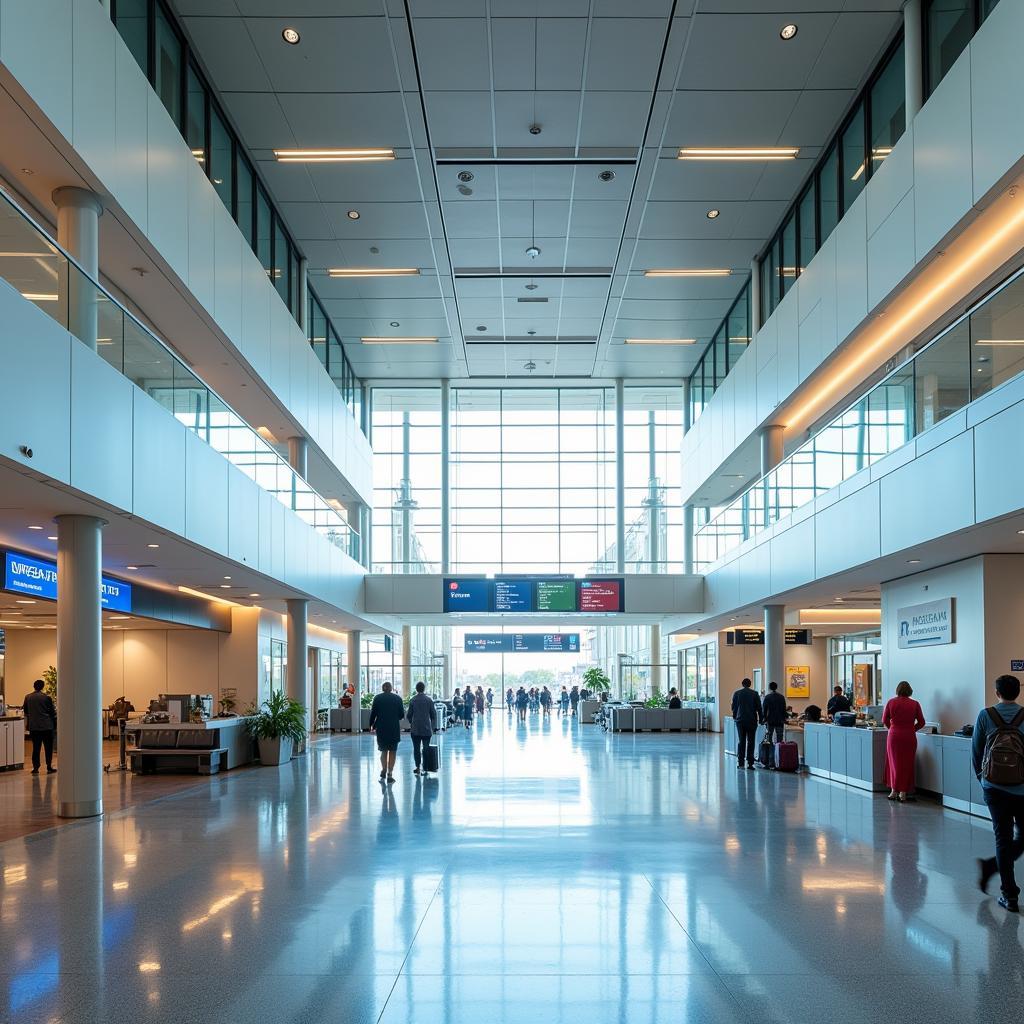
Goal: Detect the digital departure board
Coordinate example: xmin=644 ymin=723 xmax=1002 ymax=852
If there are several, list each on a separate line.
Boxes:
xmin=494 ymin=579 xmax=533 ymax=612
xmin=578 ymin=579 xmax=623 ymax=613
xmin=725 ymin=628 xmax=814 ymax=645
xmin=464 ymin=633 xmax=580 ymax=653
xmin=444 ymin=578 xmax=492 ymax=612
xmin=536 ymin=580 xmax=576 ymax=612
xmin=443 ymin=577 xmax=625 ymax=614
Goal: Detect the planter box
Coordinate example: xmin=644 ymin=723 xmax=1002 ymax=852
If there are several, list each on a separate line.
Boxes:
xmin=257 ymin=736 xmax=293 ymax=766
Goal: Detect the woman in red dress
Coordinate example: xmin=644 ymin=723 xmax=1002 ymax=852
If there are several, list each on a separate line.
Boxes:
xmin=882 ymin=680 xmax=926 ymax=802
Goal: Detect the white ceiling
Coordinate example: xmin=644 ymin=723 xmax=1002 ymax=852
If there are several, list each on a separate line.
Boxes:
xmin=178 ymin=0 xmax=903 ymax=381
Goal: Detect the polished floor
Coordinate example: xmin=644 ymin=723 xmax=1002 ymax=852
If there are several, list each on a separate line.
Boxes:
xmin=0 ymin=711 xmax=1020 ymax=1023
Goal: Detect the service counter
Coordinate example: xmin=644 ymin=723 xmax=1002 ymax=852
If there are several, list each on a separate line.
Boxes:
xmin=0 ymin=716 xmax=25 ymax=770
xmin=802 ymin=722 xmax=888 ymax=792
xmin=608 ymin=706 xmax=702 ymax=732
xmin=129 ymin=717 xmax=255 ymax=770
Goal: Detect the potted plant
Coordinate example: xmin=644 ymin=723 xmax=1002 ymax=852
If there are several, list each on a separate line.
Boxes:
xmin=246 ymin=690 xmax=307 ymax=766
xmin=217 ymin=694 xmax=237 ymax=718
xmin=42 ymin=665 xmax=58 ymax=708
xmin=190 ymin=695 xmax=206 ymax=723
xmin=582 ymin=666 xmax=611 ymax=696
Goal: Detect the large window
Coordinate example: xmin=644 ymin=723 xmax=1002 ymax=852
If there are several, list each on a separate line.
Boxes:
xmin=688 ymin=280 xmax=751 ymax=425
xmin=924 ymin=0 xmax=1000 ymax=96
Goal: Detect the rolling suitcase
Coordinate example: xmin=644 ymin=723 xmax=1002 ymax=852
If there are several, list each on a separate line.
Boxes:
xmin=774 ymin=740 xmax=799 ymax=773
xmin=423 ymin=739 xmax=440 ymax=774
xmin=757 ymin=738 xmax=775 ymax=769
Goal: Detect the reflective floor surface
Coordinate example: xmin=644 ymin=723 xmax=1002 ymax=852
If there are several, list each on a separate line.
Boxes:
xmin=0 ymin=711 xmax=1021 ymax=1023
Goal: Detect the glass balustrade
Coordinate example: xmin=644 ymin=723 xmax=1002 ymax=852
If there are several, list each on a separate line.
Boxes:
xmin=0 ymin=188 xmax=359 ymax=561
xmin=695 ymin=266 xmax=1024 ymax=570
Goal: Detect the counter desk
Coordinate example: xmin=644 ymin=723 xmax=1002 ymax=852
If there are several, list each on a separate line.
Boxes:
xmin=802 ymin=722 xmax=888 ymax=792
xmin=129 ymin=717 xmax=255 ymax=771
xmin=0 ymin=716 xmax=25 ymax=770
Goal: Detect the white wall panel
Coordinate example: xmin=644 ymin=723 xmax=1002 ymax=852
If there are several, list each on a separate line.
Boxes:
xmin=184 ymin=430 xmax=229 ymax=553
xmin=833 ymin=191 xmax=868 ymax=343
xmin=769 ymin=518 xmax=814 ymax=595
xmin=879 ymin=432 xmax=974 ymax=554
xmin=974 ymin=399 xmax=1024 ymax=523
xmin=797 ymin=300 xmax=822 ymax=385
xmin=813 ymin=481 xmax=880 ymax=579
xmin=227 ymin=466 xmax=260 ymax=568
xmin=187 ymin=165 xmax=217 ymax=314
xmin=166 ymin=630 xmax=220 ymax=698
xmin=737 ymin=539 xmax=770 ymax=607
xmin=132 ymin=393 xmax=186 ymax=536
xmin=239 ymin=256 xmax=271 ymax=380
xmin=866 ymin=125 xmax=913 ymax=238
xmin=145 ymin=91 xmax=190 ymax=285
xmin=212 ymin=199 xmax=243 ymax=343
xmin=69 ymin=342 xmax=133 ymax=511
xmin=0 ymin=281 xmax=71 ymax=482
xmin=71 ymin=0 xmax=116 ymax=189
xmin=774 ymin=289 xmax=800 ymax=398
xmin=867 ymin=189 xmax=915 ymax=310
xmin=112 ymin=36 xmax=150 ymax=234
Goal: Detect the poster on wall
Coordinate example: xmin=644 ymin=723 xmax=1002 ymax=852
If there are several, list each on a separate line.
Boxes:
xmin=852 ymin=662 xmax=872 ymax=707
xmin=786 ymin=665 xmax=810 ymax=699
xmin=896 ymin=597 xmax=953 ymax=648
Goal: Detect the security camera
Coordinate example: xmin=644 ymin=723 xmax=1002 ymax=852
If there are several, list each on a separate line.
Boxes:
xmin=18 ymin=445 xmax=33 ymax=459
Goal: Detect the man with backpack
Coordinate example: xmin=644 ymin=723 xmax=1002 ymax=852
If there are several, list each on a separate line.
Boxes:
xmin=973 ymin=674 xmax=1024 ymax=912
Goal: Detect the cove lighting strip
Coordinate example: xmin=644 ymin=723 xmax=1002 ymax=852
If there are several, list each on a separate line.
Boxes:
xmin=678 ymin=147 xmax=799 ymax=161
xmin=361 ymin=337 xmax=438 ymax=344
xmin=273 ymin=148 xmax=395 ymax=163
xmin=624 ymin=338 xmax=696 ymax=345
xmin=328 ymin=267 xmax=420 ymax=278
xmin=974 ymin=339 xmax=1024 ymax=346
xmin=644 ymin=269 xmax=731 ymax=278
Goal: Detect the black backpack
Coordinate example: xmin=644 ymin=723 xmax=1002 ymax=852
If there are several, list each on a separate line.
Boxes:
xmin=981 ymin=707 xmax=1024 ymax=786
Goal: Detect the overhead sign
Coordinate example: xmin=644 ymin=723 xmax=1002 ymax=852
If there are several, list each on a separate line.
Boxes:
xmin=897 ymin=597 xmax=953 ymax=649
xmin=1012 ymin=660 xmax=1024 ymax=673
xmin=536 ymin=579 xmax=576 ymax=612
xmin=4 ymin=551 xmax=132 ymax=613
xmin=444 ymin=578 xmax=491 ymax=612
xmin=726 ymin=628 xmax=813 ymax=645
xmin=464 ymin=633 xmax=580 ymax=653
xmin=443 ymin=577 xmax=625 ymax=614
xmin=578 ymin=579 xmax=623 ymax=613
xmin=494 ymin=580 xmax=532 ymax=612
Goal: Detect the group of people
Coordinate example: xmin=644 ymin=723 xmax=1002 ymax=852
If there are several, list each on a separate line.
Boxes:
xmin=508 ymin=684 xmax=586 ymax=722
xmin=451 ymin=686 xmax=493 ymax=728
xmin=366 ymin=681 xmax=438 ymax=783
xmin=731 ymin=672 xmax=1024 ymax=914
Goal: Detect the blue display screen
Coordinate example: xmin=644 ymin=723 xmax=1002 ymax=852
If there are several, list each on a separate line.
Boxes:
xmin=493 ymin=579 xmax=533 ymax=612
xmin=464 ymin=633 xmax=580 ymax=653
xmin=444 ymin=578 xmax=491 ymax=612
xmin=4 ymin=551 xmax=132 ymax=612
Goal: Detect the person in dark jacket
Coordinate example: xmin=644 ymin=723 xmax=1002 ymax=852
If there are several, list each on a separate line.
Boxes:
xmin=827 ymin=686 xmax=852 ymax=718
xmin=731 ymin=677 xmax=762 ymax=770
xmin=368 ymin=682 xmax=405 ymax=784
xmin=406 ymin=682 xmax=438 ymax=776
xmin=23 ymin=679 xmax=57 ymax=775
xmin=761 ymin=681 xmax=788 ymax=746
xmin=667 ymin=688 xmax=683 ymax=710
xmin=569 ymin=685 xmax=580 ymax=716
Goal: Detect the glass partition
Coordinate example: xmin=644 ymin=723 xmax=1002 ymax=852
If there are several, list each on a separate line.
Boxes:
xmin=0 ymin=188 xmax=359 ymax=560
xmin=695 ymin=266 xmax=1024 ymax=569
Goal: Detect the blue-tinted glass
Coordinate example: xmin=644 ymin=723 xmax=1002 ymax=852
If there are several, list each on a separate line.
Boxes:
xmin=870 ymin=41 xmax=905 ymax=175
xmin=209 ymin=106 xmax=233 ymax=211
xmin=797 ymin=183 xmax=816 ymax=272
xmin=780 ymin=213 xmax=796 ymax=296
xmin=235 ymin=153 xmax=253 ymax=248
xmin=818 ymin=145 xmax=839 ymax=241
xmin=841 ymin=103 xmax=866 ymax=214
xmin=926 ymin=0 xmax=973 ymax=95
xmin=154 ymin=4 xmax=182 ymax=127
xmin=273 ymin=219 xmax=290 ymax=305
xmin=256 ymin=187 xmax=272 ymax=279
xmin=115 ymin=0 xmax=149 ymax=77
xmin=186 ymin=66 xmax=207 ymax=173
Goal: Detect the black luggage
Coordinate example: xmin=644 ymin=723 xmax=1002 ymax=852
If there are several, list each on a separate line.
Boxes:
xmin=423 ymin=739 xmax=439 ymax=774
xmin=757 ymin=738 xmax=775 ymax=769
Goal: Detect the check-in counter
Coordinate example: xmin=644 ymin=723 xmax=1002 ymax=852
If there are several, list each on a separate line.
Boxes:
xmin=0 ymin=716 xmax=25 ymax=770
xmin=939 ymin=734 xmax=989 ymax=818
xmin=610 ymin=706 xmax=701 ymax=732
xmin=129 ymin=717 xmax=255 ymax=769
xmin=803 ymin=722 xmax=888 ymax=792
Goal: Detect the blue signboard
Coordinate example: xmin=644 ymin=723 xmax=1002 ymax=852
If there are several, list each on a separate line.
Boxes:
xmin=464 ymin=635 xmax=508 ymax=653
xmin=4 ymin=551 xmax=132 ymax=612
xmin=464 ymin=633 xmax=580 ymax=654
xmin=444 ymin=578 xmax=491 ymax=612
xmin=494 ymin=579 xmax=533 ymax=612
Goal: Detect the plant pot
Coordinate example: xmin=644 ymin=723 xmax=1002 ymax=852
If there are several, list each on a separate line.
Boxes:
xmin=257 ymin=736 xmax=293 ymax=766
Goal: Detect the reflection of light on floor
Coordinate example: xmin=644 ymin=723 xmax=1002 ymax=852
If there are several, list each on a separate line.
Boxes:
xmin=4 ymin=864 xmax=26 ymax=885
xmin=137 ymin=961 xmax=161 ymax=973
xmin=181 ymin=870 xmax=264 ymax=933
xmin=906 ymin=922 xmax=956 ymax=967
xmin=724 ymin=835 xmax=740 ymax=854
xmin=816 ymin=834 xmax=827 ymax=864
xmin=802 ymin=876 xmax=884 ymax=893
xmin=836 ymin=896 xmax=847 ymax=916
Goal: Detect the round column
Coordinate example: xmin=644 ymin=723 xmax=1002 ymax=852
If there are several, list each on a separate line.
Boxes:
xmin=56 ymin=513 xmax=105 ymax=818
xmin=52 ymin=187 xmax=103 ymax=351
xmin=759 ymin=424 xmax=785 ymax=477
xmin=347 ymin=629 xmax=362 ymax=733
xmin=286 ymin=599 xmax=309 ymax=736
xmin=763 ymin=604 xmax=786 ymax=696
xmin=401 ymin=625 xmax=412 ymax=698
xmin=287 ymin=436 xmax=308 ymax=478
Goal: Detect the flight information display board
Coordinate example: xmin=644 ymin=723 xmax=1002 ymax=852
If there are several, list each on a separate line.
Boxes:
xmin=464 ymin=633 xmax=580 ymax=653
xmin=443 ymin=577 xmax=625 ymax=614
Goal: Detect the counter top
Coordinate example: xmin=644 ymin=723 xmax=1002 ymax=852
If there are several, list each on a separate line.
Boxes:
xmin=131 ymin=717 xmax=252 ymax=731
xmin=0 ymin=715 xmax=24 ymax=722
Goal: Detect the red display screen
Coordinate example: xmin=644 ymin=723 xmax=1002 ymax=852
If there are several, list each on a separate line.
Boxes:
xmin=578 ymin=579 xmax=623 ymax=612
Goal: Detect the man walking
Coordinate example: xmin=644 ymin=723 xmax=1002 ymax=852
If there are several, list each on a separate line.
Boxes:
xmin=406 ymin=681 xmax=438 ymax=776
xmin=974 ymin=674 xmax=1024 ymax=911
xmin=762 ymin=681 xmax=788 ymax=746
xmin=731 ymin=677 xmax=762 ymax=770
xmin=23 ymin=679 xmax=56 ymax=776
xmin=368 ymin=681 xmax=406 ymax=784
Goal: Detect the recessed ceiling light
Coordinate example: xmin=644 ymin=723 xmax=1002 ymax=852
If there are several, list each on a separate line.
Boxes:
xmin=27 ymin=525 xmax=43 ymax=530
xmin=677 ymin=147 xmax=799 ymax=161
xmin=282 ymin=27 xmax=300 ymax=44
xmin=346 ymin=209 xmax=361 ymax=220
xmin=644 ymin=268 xmax=732 ymax=278
xmin=975 ymin=339 xmax=1024 ymax=346
xmin=249 ymin=593 xmax=260 ymax=598
xmin=525 ymin=245 xmax=541 ymax=259
xmin=47 ymin=536 xmax=57 ymax=541
xmin=21 ymin=292 xmax=59 ymax=301
xmin=780 ymin=23 xmax=798 ymax=40
xmin=390 ymin=321 xmax=400 ymax=327
xmin=624 ymin=338 xmax=696 ymax=345
xmin=361 ymin=337 xmax=438 ymax=344
xmin=706 ymin=209 xmax=720 ymax=219
xmin=907 ymin=559 xmax=921 ymax=564
xmin=15 ymin=599 xmax=36 ymax=605
xmin=327 ymin=267 xmax=419 ymax=277
xmin=1017 ymin=530 xmax=1024 ymax=535
xmin=126 ymin=565 xmax=139 ymax=570
xmin=109 ymin=615 xmax=130 ymax=620
xmin=274 ymin=149 xmax=394 ymax=163
xmin=147 ymin=543 xmax=159 ymax=549
xmin=220 ymin=585 xmax=232 ymax=590
xmin=476 ymin=325 xmax=487 ymax=332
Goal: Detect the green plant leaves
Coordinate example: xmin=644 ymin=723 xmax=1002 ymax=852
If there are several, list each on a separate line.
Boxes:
xmin=245 ymin=689 xmax=308 ymax=743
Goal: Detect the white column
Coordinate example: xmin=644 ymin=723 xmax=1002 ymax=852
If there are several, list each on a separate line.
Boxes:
xmin=401 ymin=625 xmax=412 ymax=698
xmin=297 ymin=257 xmax=309 ymax=332
xmin=287 ymin=436 xmax=308 ymax=478
xmin=759 ymin=424 xmax=784 ymax=477
xmin=440 ymin=378 xmax=451 ymax=573
xmin=683 ymin=504 xmax=695 ymax=575
xmin=650 ymin=623 xmax=662 ymax=697
xmin=764 ymin=604 xmax=785 ymax=696
xmin=615 ymin=378 xmax=626 ymax=573
xmin=52 ymin=187 xmax=103 ymax=351
xmin=903 ymin=0 xmax=924 ymax=123
xmin=286 ymin=599 xmax=309 ymax=735
xmin=347 ymin=629 xmax=362 ymax=732
xmin=55 ymin=514 xmax=105 ymax=818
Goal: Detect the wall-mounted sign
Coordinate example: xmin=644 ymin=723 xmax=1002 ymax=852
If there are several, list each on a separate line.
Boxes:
xmin=852 ymin=662 xmax=873 ymax=707
xmin=896 ymin=597 xmax=953 ymax=649
xmin=1011 ymin=660 xmax=1024 ymax=673
xmin=464 ymin=633 xmax=580 ymax=654
xmin=726 ymin=628 xmax=813 ymax=645
xmin=4 ymin=551 xmax=132 ymax=613
xmin=786 ymin=665 xmax=810 ymax=699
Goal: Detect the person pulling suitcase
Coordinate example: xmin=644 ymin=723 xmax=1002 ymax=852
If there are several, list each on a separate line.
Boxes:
xmin=760 ymin=681 xmax=788 ymax=769
xmin=406 ymin=681 xmax=438 ymax=776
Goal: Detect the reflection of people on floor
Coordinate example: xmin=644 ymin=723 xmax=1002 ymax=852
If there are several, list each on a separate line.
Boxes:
xmin=412 ymin=773 xmax=439 ymax=823
xmin=888 ymin=799 xmax=928 ymax=919
xmin=975 ymin=899 xmax=1024 ymax=1018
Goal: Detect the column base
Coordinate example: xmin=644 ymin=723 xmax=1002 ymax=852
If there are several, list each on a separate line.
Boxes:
xmin=59 ymin=799 xmax=103 ymax=819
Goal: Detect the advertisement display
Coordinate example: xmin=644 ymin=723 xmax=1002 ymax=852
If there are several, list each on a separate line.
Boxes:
xmin=536 ymin=580 xmax=576 ymax=612
xmin=786 ymin=665 xmax=810 ymax=698
xmin=494 ymin=580 xmax=533 ymax=612
xmin=578 ymin=579 xmax=623 ymax=613
xmin=444 ymin=578 xmax=491 ymax=612
xmin=4 ymin=550 xmax=132 ymax=612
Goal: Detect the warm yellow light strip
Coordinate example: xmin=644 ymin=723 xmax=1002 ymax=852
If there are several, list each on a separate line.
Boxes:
xmin=785 ymin=192 xmax=1024 ymax=431
xmin=361 ymin=336 xmax=438 ymax=344
xmin=678 ymin=147 xmax=799 ymax=161
xmin=644 ymin=268 xmax=731 ymax=278
xmin=328 ymin=267 xmax=420 ymax=277
xmin=22 ymin=292 xmax=59 ymax=301
xmin=177 ymin=585 xmax=244 ymax=608
xmin=274 ymin=148 xmax=395 ymax=163
xmin=798 ymin=608 xmax=881 ymax=625
xmin=625 ymin=338 xmax=696 ymax=345
xmin=975 ymin=339 xmax=1024 ymax=346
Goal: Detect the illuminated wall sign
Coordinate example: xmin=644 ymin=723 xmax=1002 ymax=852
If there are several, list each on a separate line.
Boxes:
xmin=726 ymin=628 xmax=813 ymax=645
xmin=578 ymin=579 xmax=624 ymax=613
xmin=3 ymin=551 xmax=132 ymax=613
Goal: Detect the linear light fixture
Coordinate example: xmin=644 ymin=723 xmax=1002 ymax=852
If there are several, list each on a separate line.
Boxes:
xmin=678 ymin=147 xmax=799 ymax=161
xmin=624 ymin=338 xmax=696 ymax=345
xmin=361 ymin=336 xmax=438 ymax=344
xmin=644 ymin=268 xmax=731 ymax=278
xmin=328 ymin=267 xmax=420 ymax=278
xmin=22 ymin=292 xmax=59 ymax=301
xmin=178 ymin=585 xmax=243 ymax=607
xmin=273 ymin=148 xmax=395 ymax=163
xmin=974 ymin=339 xmax=1024 ymax=345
